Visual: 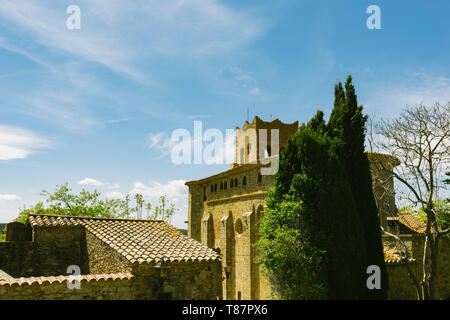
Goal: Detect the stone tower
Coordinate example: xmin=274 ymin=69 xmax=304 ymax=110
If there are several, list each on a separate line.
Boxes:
xmin=235 ymin=116 xmax=298 ymax=165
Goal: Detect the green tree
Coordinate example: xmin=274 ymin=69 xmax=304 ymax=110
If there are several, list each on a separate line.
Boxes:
xmin=13 ymin=183 xmax=177 ymax=225
xmin=0 ymin=225 xmax=6 ymax=242
xmin=327 ymin=76 xmax=388 ymax=299
xmin=258 ymin=112 xmax=368 ymax=299
xmin=148 ymin=195 xmax=176 ymax=223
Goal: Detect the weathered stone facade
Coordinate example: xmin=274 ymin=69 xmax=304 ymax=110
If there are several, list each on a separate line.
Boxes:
xmin=186 ymin=116 xmax=450 ymax=300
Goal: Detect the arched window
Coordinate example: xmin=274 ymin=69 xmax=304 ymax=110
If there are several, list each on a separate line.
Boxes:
xmin=211 ymin=185 xmax=214 ymax=193
xmin=234 ymin=178 xmax=238 ymax=187
xmin=243 ymin=176 xmax=247 ymax=186
xmin=224 ymin=181 xmax=227 ymax=189
xmin=214 ymin=184 xmax=217 ymax=192
xmin=230 ymin=179 xmax=234 ymax=188
xmin=203 ymin=186 xmax=207 ymax=201
xmin=258 ymin=173 xmax=262 ymax=183
xmin=220 ymin=182 xmax=223 ymax=190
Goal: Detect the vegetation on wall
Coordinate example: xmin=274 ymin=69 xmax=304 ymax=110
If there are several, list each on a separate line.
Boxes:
xmin=13 ymin=183 xmax=177 ymax=225
xmin=0 ymin=224 xmax=6 ymax=242
xmin=258 ymin=76 xmax=387 ymax=299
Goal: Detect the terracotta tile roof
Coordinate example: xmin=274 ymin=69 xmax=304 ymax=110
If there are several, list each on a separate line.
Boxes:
xmin=27 ymin=214 xmax=220 ymax=264
xmin=0 ymin=273 xmax=134 ymax=287
xmin=398 ymin=213 xmax=427 ymax=234
xmin=384 ymin=249 xmax=416 ymax=265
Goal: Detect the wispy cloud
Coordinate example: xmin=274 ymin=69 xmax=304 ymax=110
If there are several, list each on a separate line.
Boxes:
xmin=0 ymin=194 xmax=22 ymax=201
xmin=364 ymin=72 xmax=450 ymax=117
xmin=220 ymin=65 xmax=262 ymax=96
xmin=0 ymin=125 xmax=52 ymax=160
xmin=147 ymin=132 xmax=177 ymax=159
xmin=104 ymin=118 xmax=132 ymax=124
xmin=0 ymin=0 xmax=263 ymax=84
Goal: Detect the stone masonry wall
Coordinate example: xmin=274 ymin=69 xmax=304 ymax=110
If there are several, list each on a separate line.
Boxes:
xmin=384 ymin=235 xmax=450 ymax=300
xmin=85 ymin=231 xmax=131 ymax=274
xmin=0 ymin=259 xmax=223 ymax=300
xmin=0 ymin=274 xmax=136 ymax=300
xmin=0 ymin=226 xmax=87 ymax=278
xmin=131 ymin=260 xmax=223 ymax=300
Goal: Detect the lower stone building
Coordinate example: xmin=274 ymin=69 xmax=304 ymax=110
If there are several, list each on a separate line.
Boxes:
xmin=0 ymin=214 xmax=222 ymax=300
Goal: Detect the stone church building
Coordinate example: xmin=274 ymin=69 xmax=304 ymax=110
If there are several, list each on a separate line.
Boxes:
xmin=186 ymin=116 xmax=450 ymax=300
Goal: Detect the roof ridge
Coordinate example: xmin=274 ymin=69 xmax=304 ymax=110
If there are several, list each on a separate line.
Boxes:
xmin=28 ymin=213 xmax=165 ymax=223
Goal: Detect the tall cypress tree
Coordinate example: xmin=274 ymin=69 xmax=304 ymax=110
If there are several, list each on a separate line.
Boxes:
xmin=259 ymin=111 xmax=368 ymax=299
xmin=328 ymin=75 xmax=388 ymax=299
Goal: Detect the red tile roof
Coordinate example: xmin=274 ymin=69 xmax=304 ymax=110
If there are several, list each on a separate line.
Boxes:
xmin=27 ymin=214 xmax=220 ymax=264
xmin=0 ymin=273 xmax=134 ymax=287
xmin=398 ymin=213 xmax=427 ymax=234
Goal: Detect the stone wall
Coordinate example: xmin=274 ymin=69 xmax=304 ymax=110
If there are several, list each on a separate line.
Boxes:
xmin=0 ymin=274 xmax=136 ymax=300
xmin=0 ymin=226 xmax=87 ymax=278
xmin=85 ymin=231 xmax=131 ymax=274
xmin=384 ymin=235 xmax=450 ymax=300
xmin=0 ymin=259 xmax=223 ymax=300
xmin=131 ymin=260 xmax=223 ymax=300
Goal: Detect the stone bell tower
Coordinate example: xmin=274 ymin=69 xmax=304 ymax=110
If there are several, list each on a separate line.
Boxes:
xmin=235 ymin=116 xmax=298 ymax=165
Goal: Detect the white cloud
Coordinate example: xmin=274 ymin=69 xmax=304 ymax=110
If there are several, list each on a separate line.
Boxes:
xmin=105 ymin=191 xmax=125 ymax=200
xmin=77 ymin=178 xmax=105 ymax=186
xmin=0 ymin=194 xmax=21 ymax=201
xmin=77 ymin=178 xmax=119 ymax=189
xmin=0 ymin=125 xmax=52 ymax=160
xmin=129 ymin=180 xmax=188 ymax=228
xmin=364 ymin=72 xmax=450 ymax=117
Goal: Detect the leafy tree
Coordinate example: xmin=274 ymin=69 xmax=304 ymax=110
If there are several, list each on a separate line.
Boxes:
xmin=13 ymin=183 xmax=177 ymax=225
xmin=328 ymin=76 xmax=388 ymax=299
xmin=258 ymin=112 xmax=367 ymax=299
xmin=0 ymin=225 xmax=6 ymax=242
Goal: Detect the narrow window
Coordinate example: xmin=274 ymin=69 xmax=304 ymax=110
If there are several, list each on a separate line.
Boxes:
xmin=203 ymin=187 xmax=207 ymax=201
xmin=211 ymin=185 xmax=214 ymax=193
xmin=243 ymin=176 xmax=247 ymax=186
xmin=235 ymin=178 xmax=238 ymax=186
xmin=258 ymin=173 xmax=262 ymax=183
xmin=230 ymin=179 xmax=234 ymax=188
xmin=220 ymin=182 xmax=223 ymax=190
xmin=214 ymin=184 xmax=217 ymax=192
xmin=224 ymin=181 xmax=227 ymax=189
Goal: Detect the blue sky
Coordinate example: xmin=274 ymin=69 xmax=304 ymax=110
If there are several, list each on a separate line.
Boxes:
xmin=0 ymin=0 xmax=449 ymax=227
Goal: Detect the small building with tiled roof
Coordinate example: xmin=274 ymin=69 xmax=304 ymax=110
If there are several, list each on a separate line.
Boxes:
xmin=0 ymin=214 xmax=222 ymax=300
